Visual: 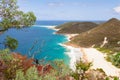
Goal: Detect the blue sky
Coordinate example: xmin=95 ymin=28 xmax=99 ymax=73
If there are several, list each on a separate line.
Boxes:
xmin=18 ymin=0 xmax=120 ymax=20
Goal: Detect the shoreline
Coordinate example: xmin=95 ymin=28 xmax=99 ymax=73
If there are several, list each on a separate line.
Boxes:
xmin=64 ymin=34 xmax=120 ymax=77
xmin=48 ymin=25 xmax=120 ymax=77
xmin=59 ymin=43 xmax=82 ymax=70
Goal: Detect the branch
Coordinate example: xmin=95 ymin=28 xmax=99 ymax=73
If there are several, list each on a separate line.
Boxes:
xmin=0 ymin=29 xmax=7 ymax=32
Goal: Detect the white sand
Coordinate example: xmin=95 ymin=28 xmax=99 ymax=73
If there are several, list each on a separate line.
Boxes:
xmin=64 ymin=34 xmax=78 ymax=41
xmin=46 ymin=26 xmax=59 ymax=31
xmin=63 ymin=34 xmax=120 ymax=77
xmin=33 ymin=25 xmax=59 ymax=31
xmin=81 ymin=48 xmax=120 ymax=77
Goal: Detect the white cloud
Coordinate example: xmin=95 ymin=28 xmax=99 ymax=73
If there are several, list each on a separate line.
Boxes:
xmin=114 ymin=6 xmax=120 ymax=14
xmin=48 ymin=2 xmax=64 ymax=7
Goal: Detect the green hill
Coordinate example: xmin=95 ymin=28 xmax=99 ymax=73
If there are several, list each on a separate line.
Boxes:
xmin=56 ymin=22 xmax=98 ymax=34
xmin=70 ymin=18 xmax=120 ymax=51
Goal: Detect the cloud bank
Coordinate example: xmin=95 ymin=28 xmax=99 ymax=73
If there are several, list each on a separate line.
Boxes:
xmin=114 ymin=6 xmax=120 ymax=14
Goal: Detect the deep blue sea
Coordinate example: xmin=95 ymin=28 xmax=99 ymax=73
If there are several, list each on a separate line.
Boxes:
xmin=0 ymin=21 xmax=72 ymax=64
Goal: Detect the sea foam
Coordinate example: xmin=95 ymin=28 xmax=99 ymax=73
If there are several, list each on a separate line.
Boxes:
xmin=59 ymin=43 xmax=82 ymax=70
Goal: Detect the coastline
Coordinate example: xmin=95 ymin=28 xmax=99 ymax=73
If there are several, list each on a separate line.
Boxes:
xmin=48 ymin=26 xmax=120 ymax=77
xmin=47 ymin=26 xmax=81 ymax=70
xmin=59 ymin=43 xmax=82 ymax=70
xmin=64 ymin=34 xmax=120 ymax=77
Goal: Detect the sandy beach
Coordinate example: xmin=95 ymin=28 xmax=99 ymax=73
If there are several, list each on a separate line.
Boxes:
xmin=46 ymin=26 xmax=60 ymax=31
xmin=64 ymin=34 xmax=120 ymax=77
xmin=50 ymin=26 xmax=120 ymax=77
xmin=81 ymin=48 xmax=120 ymax=77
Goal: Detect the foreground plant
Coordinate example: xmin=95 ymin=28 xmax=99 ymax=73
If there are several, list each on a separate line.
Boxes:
xmin=71 ymin=59 xmax=92 ymax=80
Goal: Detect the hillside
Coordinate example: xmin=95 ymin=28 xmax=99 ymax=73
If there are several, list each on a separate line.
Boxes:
xmin=56 ymin=22 xmax=98 ymax=34
xmin=69 ymin=18 xmax=120 ymax=51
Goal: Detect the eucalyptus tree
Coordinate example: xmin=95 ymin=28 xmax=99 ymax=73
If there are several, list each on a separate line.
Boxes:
xmin=0 ymin=0 xmax=36 ymax=50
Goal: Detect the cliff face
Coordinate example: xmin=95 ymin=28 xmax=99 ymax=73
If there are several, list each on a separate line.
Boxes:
xmin=70 ymin=18 xmax=120 ymax=51
xmin=56 ymin=22 xmax=98 ymax=34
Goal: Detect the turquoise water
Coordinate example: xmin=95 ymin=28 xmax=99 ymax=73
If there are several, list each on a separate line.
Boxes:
xmin=0 ymin=25 xmax=70 ymax=64
xmin=0 ymin=20 xmax=103 ymax=65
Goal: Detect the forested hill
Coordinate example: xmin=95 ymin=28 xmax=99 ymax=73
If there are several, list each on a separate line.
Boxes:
xmin=70 ymin=18 xmax=120 ymax=51
xmin=56 ymin=22 xmax=98 ymax=34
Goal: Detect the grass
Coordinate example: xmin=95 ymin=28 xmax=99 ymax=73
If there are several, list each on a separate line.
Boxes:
xmin=95 ymin=47 xmax=112 ymax=54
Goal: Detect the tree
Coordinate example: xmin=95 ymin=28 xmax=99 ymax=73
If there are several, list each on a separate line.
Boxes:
xmin=4 ymin=36 xmax=18 ymax=50
xmin=0 ymin=0 xmax=36 ymax=31
xmin=0 ymin=0 xmax=36 ymax=50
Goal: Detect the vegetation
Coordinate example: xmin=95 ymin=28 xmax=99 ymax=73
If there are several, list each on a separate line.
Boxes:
xmin=71 ymin=60 xmax=92 ymax=80
xmin=0 ymin=49 xmax=71 ymax=80
xmin=4 ymin=36 xmax=18 ymax=50
xmin=0 ymin=0 xmax=36 ymax=31
xmin=0 ymin=0 xmax=36 ymax=50
xmin=95 ymin=47 xmax=112 ymax=54
xmin=95 ymin=47 xmax=120 ymax=68
xmin=69 ymin=18 xmax=120 ymax=52
xmin=70 ymin=59 xmax=118 ymax=80
xmin=0 ymin=0 xmax=120 ymax=80
xmin=106 ymin=52 xmax=120 ymax=68
xmin=56 ymin=22 xmax=98 ymax=34
xmin=0 ymin=49 xmax=119 ymax=80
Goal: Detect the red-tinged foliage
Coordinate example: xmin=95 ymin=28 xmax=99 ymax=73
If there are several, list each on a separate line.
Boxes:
xmin=36 ymin=64 xmax=53 ymax=75
xmin=22 ymin=59 xmax=35 ymax=72
xmin=0 ymin=60 xmax=7 ymax=80
xmin=43 ymin=64 xmax=53 ymax=74
xmin=11 ymin=52 xmax=27 ymax=60
xmin=12 ymin=52 xmax=54 ymax=75
xmin=0 ymin=52 xmax=55 ymax=79
xmin=37 ymin=65 xmax=43 ymax=75
xmin=12 ymin=52 xmax=35 ymax=72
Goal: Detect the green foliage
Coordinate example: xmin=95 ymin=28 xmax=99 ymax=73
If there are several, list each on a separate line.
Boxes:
xmin=75 ymin=60 xmax=92 ymax=71
xmin=0 ymin=0 xmax=36 ymax=31
xmin=15 ymin=60 xmax=70 ymax=80
xmin=107 ymin=52 xmax=120 ymax=68
xmin=15 ymin=67 xmax=43 ymax=80
xmin=0 ymin=50 xmax=23 ymax=80
xmin=114 ymin=77 xmax=119 ymax=80
xmin=0 ymin=51 xmax=71 ymax=80
xmin=71 ymin=60 xmax=92 ymax=80
xmin=15 ymin=70 xmax=26 ymax=80
xmin=0 ymin=49 xmax=13 ymax=60
xmin=53 ymin=60 xmax=71 ymax=78
xmin=0 ymin=0 xmax=36 ymax=50
xmin=96 ymin=47 xmax=112 ymax=54
xmin=25 ymin=66 xmax=41 ymax=80
xmin=21 ymin=12 xmax=36 ymax=27
xmin=4 ymin=36 xmax=18 ymax=50
xmin=105 ymin=77 xmax=110 ymax=80
xmin=43 ymin=70 xmax=56 ymax=80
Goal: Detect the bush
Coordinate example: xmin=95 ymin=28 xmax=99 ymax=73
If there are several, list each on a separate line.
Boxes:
xmin=71 ymin=59 xmax=92 ymax=80
xmin=107 ymin=52 xmax=120 ymax=68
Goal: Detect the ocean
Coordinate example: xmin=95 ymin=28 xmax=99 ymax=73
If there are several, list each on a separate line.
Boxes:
xmin=0 ymin=21 xmax=72 ymax=64
xmin=0 ymin=20 xmax=104 ymax=65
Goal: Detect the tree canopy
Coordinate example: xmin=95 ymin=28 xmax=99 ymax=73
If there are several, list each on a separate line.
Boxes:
xmin=0 ymin=0 xmax=36 ymax=32
xmin=0 ymin=0 xmax=36 ymax=50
